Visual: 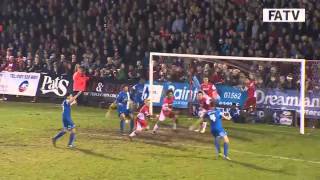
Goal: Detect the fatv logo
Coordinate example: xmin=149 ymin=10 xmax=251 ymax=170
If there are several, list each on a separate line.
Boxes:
xmin=263 ymin=9 xmax=305 ymax=22
xmin=18 ymin=80 xmax=29 ymax=92
xmin=40 ymin=76 xmax=69 ymax=96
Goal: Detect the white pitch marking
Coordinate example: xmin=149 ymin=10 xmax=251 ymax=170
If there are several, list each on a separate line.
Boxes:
xmin=5 ymin=127 xmax=320 ymax=165
xmin=79 ymin=132 xmax=320 ymax=165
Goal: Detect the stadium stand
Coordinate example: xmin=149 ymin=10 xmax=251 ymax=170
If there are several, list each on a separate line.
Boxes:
xmin=0 ymin=0 xmax=319 ymax=90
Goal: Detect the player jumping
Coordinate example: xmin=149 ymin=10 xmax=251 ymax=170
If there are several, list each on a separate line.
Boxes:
xmin=152 ymin=89 xmax=177 ymax=134
xmin=52 ymin=91 xmax=82 ymax=148
xmin=207 ymin=100 xmax=231 ymax=160
xmin=129 ymin=99 xmax=151 ymax=140
xmin=116 ymin=85 xmax=134 ymax=135
xmin=131 ymin=78 xmax=147 ymax=109
xmin=189 ymin=91 xmax=211 ymax=133
xmin=201 ymin=77 xmax=220 ymax=101
xmin=243 ymin=76 xmax=256 ymax=112
xmin=198 ymin=77 xmax=220 ymax=133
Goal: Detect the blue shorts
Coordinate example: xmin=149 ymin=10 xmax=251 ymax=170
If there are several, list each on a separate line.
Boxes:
xmin=211 ymin=129 xmax=227 ymax=137
xmin=63 ymin=117 xmax=75 ymax=130
xmin=117 ymin=106 xmax=132 ymax=116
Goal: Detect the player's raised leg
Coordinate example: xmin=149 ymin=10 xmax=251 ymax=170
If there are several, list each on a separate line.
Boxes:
xmin=152 ymin=115 xmax=162 ymax=134
xmin=52 ymin=129 xmax=67 ymax=147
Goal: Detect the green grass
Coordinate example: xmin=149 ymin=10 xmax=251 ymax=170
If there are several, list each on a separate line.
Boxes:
xmin=0 ymin=101 xmax=319 ymax=180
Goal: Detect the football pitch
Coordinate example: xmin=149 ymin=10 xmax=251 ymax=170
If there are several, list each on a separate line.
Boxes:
xmin=0 ymin=101 xmax=319 ymax=180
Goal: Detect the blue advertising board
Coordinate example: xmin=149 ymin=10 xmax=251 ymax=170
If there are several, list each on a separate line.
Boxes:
xmin=256 ymin=89 xmax=320 ymax=118
xmin=216 ymin=85 xmax=248 ymax=107
xmin=147 ymin=82 xmax=247 ymax=108
xmin=146 ymin=81 xmax=320 ymax=118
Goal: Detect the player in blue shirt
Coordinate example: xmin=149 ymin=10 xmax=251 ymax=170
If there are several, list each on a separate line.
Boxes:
xmin=52 ymin=91 xmax=82 ymax=148
xmin=131 ymin=79 xmax=147 ymax=109
xmin=117 ymin=85 xmax=134 ymax=134
xmin=207 ymin=100 xmax=231 ymax=160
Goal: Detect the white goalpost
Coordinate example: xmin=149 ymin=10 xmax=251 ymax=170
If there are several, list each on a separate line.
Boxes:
xmin=148 ymin=52 xmax=306 ymax=134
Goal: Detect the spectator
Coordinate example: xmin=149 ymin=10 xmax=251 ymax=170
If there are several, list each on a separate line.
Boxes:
xmin=0 ymin=0 xmax=318 ymax=89
xmin=4 ymin=56 xmax=16 ymax=72
xmin=117 ymin=63 xmax=127 ymax=81
xmin=172 ymin=15 xmax=184 ymax=33
xmin=32 ymin=55 xmax=44 ymax=73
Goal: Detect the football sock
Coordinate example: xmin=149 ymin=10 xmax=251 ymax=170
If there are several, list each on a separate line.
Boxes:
xmin=68 ymin=132 xmax=76 ymax=145
xmin=202 ymin=122 xmax=207 ymax=130
xmin=120 ymin=120 xmax=125 ymax=133
xmin=53 ymin=131 xmax=66 ymax=141
xmin=224 ymin=142 xmax=229 ymax=157
xmin=153 ymin=123 xmax=159 ymax=132
xmin=130 ymin=119 xmax=134 ymax=132
xmin=214 ymin=137 xmax=221 ymax=154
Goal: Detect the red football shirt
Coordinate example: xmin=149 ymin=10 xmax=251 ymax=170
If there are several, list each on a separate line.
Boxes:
xmin=162 ymin=96 xmax=174 ymax=111
xmin=201 ymin=82 xmax=217 ymax=97
xmin=137 ymin=105 xmax=150 ymax=120
xmin=199 ymin=97 xmax=211 ymax=110
xmin=247 ymin=80 xmax=256 ymax=98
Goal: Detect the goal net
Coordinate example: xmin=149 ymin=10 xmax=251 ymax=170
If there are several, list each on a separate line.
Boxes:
xmin=148 ymin=52 xmax=307 ymax=134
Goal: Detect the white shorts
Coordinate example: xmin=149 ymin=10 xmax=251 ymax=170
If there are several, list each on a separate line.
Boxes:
xmin=158 ymin=110 xmax=175 ymax=121
xmin=198 ymin=109 xmax=208 ymax=118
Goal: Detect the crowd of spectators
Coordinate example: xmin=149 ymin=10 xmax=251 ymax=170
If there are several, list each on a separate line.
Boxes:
xmin=0 ymin=0 xmax=319 ymax=90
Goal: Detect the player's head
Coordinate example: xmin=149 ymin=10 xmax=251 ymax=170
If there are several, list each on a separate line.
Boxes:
xmin=249 ymin=73 xmax=255 ymax=80
xmin=122 ymin=85 xmax=129 ymax=92
xmin=197 ymin=91 xmax=204 ymax=99
xmin=245 ymin=78 xmax=250 ymax=85
xmin=139 ymin=78 xmax=145 ymax=84
xmin=231 ymin=103 xmax=236 ymax=108
xmin=65 ymin=92 xmax=73 ymax=100
xmin=203 ymin=77 xmax=209 ymax=83
xmin=209 ymin=99 xmax=218 ymax=108
xmin=166 ymin=89 xmax=174 ymax=97
xmin=78 ymin=65 xmax=85 ymax=73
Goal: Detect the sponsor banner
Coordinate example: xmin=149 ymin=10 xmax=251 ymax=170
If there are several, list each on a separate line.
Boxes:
xmin=275 ymin=110 xmax=295 ymax=126
xmin=84 ymin=78 xmax=136 ymax=103
xmin=147 ymin=82 xmax=247 ymax=108
xmin=37 ymin=74 xmax=72 ymax=98
xmin=0 ymin=71 xmax=40 ymax=96
xmin=256 ymin=89 xmax=320 ymax=118
xmin=146 ymin=81 xmax=199 ymax=108
xmin=256 ymin=108 xmax=296 ymax=125
xmin=82 ymin=79 xmax=320 ymax=118
xmin=217 ymin=85 xmax=248 ymax=107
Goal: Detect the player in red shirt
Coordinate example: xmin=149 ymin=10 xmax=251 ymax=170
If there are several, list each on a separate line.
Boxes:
xmin=129 ymin=99 xmax=151 ymax=140
xmin=189 ymin=91 xmax=211 ymax=133
xmin=244 ymin=78 xmax=256 ymax=111
xmin=152 ymin=89 xmax=177 ymax=134
xmin=201 ymin=77 xmax=220 ymax=100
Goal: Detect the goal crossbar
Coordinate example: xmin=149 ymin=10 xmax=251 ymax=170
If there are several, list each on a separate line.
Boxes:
xmin=149 ymin=52 xmax=306 ymax=134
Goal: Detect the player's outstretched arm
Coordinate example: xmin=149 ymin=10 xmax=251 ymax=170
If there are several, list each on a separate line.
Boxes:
xmin=222 ymin=112 xmax=232 ymax=121
xmin=69 ymin=91 xmax=82 ymax=105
